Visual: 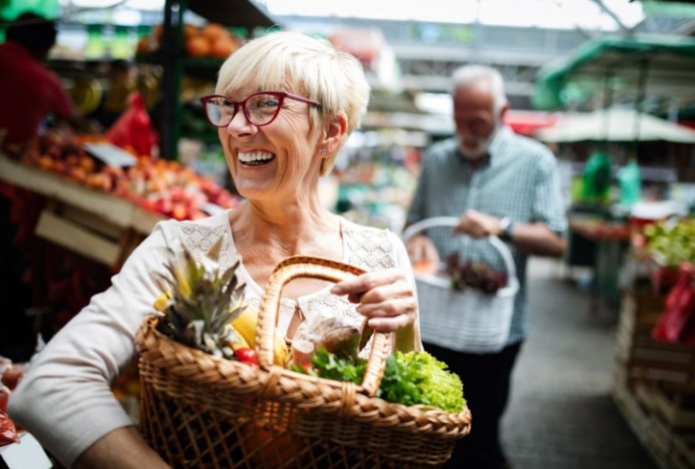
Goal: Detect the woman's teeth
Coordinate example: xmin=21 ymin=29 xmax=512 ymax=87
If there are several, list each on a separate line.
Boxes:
xmin=238 ymin=151 xmax=275 ymax=166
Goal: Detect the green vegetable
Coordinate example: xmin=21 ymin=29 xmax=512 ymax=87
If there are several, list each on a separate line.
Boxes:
xmin=292 ymin=349 xmax=465 ymax=413
xmin=291 ymin=348 xmax=367 ymax=384
xmin=378 ymin=351 xmax=465 ymax=413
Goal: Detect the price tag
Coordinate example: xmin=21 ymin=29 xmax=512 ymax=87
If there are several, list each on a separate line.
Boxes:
xmin=83 ymin=143 xmax=137 ymax=168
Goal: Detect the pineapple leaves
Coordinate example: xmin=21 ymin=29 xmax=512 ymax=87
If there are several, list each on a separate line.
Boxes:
xmin=155 ymin=235 xmax=247 ymax=360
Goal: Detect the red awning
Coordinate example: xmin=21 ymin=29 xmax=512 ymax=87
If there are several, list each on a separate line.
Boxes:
xmin=503 ymin=110 xmax=558 ymax=136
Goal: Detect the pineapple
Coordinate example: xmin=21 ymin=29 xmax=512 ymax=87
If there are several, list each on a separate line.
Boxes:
xmin=156 ymin=235 xmax=246 ymax=360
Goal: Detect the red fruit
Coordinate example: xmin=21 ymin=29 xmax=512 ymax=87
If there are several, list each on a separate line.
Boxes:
xmin=235 ymin=348 xmax=258 ymax=367
xmin=171 ymin=203 xmax=188 ymax=220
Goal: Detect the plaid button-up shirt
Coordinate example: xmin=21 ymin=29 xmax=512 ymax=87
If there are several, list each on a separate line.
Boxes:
xmin=406 ymin=125 xmax=567 ymax=347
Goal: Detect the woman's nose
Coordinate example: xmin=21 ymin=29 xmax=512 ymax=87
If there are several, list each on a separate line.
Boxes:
xmin=225 ymin=109 xmax=255 ymax=134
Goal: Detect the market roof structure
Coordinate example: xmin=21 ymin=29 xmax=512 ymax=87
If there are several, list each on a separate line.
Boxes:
xmin=532 ymin=35 xmax=695 ymax=110
xmin=534 ymin=107 xmax=695 ymax=143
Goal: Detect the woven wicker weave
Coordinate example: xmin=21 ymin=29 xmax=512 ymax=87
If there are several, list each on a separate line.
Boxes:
xmin=136 ymin=255 xmax=472 ymax=468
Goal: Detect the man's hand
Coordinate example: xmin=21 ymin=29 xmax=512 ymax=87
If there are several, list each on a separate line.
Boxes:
xmin=453 ymin=209 xmax=566 ymax=257
xmin=453 ymin=209 xmax=502 ymax=238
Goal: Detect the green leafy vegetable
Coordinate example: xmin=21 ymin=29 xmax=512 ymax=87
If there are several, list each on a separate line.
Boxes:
xmin=378 ymin=351 xmax=465 ymax=413
xmin=291 ymin=348 xmax=367 ymax=384
xmin=292 ymin=349 xmax=465 ymax=413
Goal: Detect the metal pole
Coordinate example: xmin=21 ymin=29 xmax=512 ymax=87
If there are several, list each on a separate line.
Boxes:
xmin=632 ymin=58 xmax=650 ymax=158
xmin=159 ymin=0 xmax=176 ymax=160
xmin=601 ymin=69 xmax=614 ymax=150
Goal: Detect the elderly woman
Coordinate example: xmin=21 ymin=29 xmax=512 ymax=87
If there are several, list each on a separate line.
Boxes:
xmin=9 ymin=32 xmax=422 ymax=468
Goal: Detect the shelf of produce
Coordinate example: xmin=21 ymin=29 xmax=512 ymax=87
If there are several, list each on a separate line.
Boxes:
xmin=0 ymin=154 xmax=166 ymax=235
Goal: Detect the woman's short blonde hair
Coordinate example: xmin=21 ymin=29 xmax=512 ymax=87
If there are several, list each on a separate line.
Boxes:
xmin=215 ymin=31 xmax=371 ymax=175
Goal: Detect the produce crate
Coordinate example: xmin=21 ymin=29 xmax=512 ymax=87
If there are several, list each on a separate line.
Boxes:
xmin=613 ymin=287 xmax=695 ymax=468
xmin=616 ymin=290 xmax=695 ymax=387
xmin=651 ymin=384 xmax=695 ymax=430
xmin=613 ymin=369 xmax=695 ymax=468
xmin=0 ymin=154 xmax=165 ymax=268
xmin=35 ymin=201 xmax=142 ymax=268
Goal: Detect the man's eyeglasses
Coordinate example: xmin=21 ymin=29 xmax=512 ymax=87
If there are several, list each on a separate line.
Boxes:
xmin=199 ymin=92 xmax=321 ymax=128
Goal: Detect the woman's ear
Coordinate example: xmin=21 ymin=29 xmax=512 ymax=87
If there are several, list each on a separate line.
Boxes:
xmin=319 ymin=112 xmax=348 ymax=158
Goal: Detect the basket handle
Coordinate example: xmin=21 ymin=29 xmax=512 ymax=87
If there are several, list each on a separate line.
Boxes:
xmin=402 ymin=216 xmax=519 ymax=296
xmin=256 ymin=255 xmax=392 ymax=397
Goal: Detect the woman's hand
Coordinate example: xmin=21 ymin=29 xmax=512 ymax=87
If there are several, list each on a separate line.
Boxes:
xmin=330 ymin=268 xmax=417 ymax=332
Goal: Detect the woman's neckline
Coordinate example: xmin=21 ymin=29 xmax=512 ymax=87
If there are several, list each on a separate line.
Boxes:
xmin=223 ymin=214 xmax=348 ymax=301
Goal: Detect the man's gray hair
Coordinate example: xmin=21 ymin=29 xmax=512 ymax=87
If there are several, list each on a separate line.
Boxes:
xmin=451 ymin=65 xmax=509 ymax=114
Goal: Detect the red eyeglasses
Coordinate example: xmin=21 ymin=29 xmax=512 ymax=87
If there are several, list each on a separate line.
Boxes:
xmin=200 ymin=91 xmax=321 ymax=127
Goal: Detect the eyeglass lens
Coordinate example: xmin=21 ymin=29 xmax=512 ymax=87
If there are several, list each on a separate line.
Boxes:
xmin=204 ymin=93 xmax=281 ymax=127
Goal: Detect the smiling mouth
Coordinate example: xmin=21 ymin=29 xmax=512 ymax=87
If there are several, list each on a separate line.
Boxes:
xmin=238 ymin=151 xmax=276 ymax=167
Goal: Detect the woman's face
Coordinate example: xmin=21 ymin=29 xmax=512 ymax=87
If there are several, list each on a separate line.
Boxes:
xmin=218 ymin=85 xmax=321 ymax=202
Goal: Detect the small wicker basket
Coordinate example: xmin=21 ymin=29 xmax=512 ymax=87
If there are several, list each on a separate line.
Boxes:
xmin=402 ymin=217 xmax=520 ymax=353
xmin=136 ymin=255 xmax=472 ymax=468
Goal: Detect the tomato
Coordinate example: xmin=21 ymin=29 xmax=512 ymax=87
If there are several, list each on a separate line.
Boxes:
xmin=235 ymin=348 xmax=258 ymax=368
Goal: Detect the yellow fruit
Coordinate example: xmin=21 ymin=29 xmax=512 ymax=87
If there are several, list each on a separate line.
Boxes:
xmin=232 ymin=305 xmax=289 ymax=367
xmin=227 ymin=330 xmax=250 ymax=351
xmin=153 ymin=291 xmax=172 ymax=312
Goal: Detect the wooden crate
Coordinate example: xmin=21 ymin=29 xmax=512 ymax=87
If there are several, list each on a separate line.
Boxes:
xmin=673 ymin=434 xmax=695 ymax=469
xmin=34 ymin=199 xmax=147 ymax=269
xmin=652 ymin=384 xmax=695 ymax=430
xmin=0 ymin=154 xmax=166 ymax=268
xmin=616 ymin=290 xmax=695 ymax=387
xmin=613 ymin=373 xmax=695 ymax=468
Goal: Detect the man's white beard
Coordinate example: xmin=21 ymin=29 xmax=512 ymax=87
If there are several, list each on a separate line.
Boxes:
xmin=457 ymin=124 xmax=498 ymax=161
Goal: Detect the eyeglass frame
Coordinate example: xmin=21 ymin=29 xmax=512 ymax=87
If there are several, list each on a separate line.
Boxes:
xmin=199 ymin=91 xmax=321 ymax=128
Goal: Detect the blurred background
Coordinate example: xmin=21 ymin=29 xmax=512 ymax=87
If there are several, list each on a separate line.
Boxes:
xmin=1 ymin=1 xmax=695 ymax=467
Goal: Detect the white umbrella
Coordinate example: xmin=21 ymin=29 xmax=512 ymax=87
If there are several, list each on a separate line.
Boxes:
xmin=534 ymin=108 xmax=695 ymax=143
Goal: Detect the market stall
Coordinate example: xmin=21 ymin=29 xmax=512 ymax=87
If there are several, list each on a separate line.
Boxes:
xmin=530 ymin=34 xmax=695 ymax=468
xmin=0 ymin=2 xmax=278 ymax=461
xmin=612 ymin=218 xmax=695 ymax=469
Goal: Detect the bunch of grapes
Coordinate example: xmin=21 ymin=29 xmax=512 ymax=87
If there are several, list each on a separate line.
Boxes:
xmin=445 ymin=253 xmax=508 ymax=294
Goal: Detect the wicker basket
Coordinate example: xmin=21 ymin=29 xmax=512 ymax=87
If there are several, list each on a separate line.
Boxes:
xmin=402 ymin=217 xmax=520 ymax=353
xmin=136 ymin=255 xmax=472 ymax=468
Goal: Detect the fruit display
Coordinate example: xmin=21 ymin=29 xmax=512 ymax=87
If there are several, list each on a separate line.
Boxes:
xmin=69 ymin=77 xmax=103 ymax=115
xmin=137 ymin=22 xmax=242 ymax=60
xmin=17 ymin=131 xmax=241 ymax=221
xmin=0 ymin=357 xmax=29 ymax=447
xmin=445 ymin=253 xmax=508 ymax=294
xmin=642 ymin=218 xmax=695 ymax=267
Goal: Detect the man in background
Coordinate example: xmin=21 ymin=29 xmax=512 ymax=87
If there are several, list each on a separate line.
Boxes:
xmin=0 ymin=12 xmax=73 ymax=152
xmin=405 ymin=65 xmax=567 ymax=469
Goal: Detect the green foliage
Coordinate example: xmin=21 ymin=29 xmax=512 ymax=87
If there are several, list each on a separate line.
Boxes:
xmin=644 ymin=219 xmax=695 ymax=267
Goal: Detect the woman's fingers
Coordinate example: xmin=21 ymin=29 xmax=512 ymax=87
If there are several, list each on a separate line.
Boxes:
xmin=330 ymin=269 xmax=403 ymax=297
xmin=330 ymin=269 xmax=417 ymax=332
xmin=358 ymin=297 xmax=418 ymax=331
